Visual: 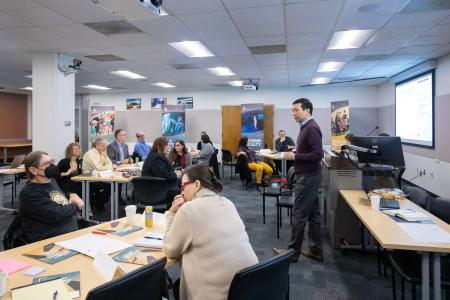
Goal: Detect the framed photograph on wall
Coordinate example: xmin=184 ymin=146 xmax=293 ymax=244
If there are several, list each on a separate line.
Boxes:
xmin=151 ymin=97 xmax=167 ymax=109
xmin=177 ymin=96 xmax=193 ymax=109
xmin=126 ymin=98 xmax=141 ymax=110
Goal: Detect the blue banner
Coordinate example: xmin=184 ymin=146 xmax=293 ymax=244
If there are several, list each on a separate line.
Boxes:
xmin=161 ymin=104 xmax=185 ymax=149
xmin=241 ymin=103 xmax=264 ymax=150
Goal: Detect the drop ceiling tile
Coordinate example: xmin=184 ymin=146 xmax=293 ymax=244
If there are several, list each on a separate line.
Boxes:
xmin=287 ymin=32 xmax=330 ymax=46
xmin=408 ymin=35 xmax=450 ymax=46
xmin=259 ymin=64 xmax=287 ymax=72
xmin=110 ymin=33 xmax=159 ymax=45
xmin=164 ymin=0 xmax=224 ymax=15
xmin=0 ymin=12 xmax=31 ymax=28
xmin=222 ymin=0 xmax=282 ymax=10
xmin=422 ymin=24 xmax=450 ymax=36
xmin=385 ymin=11 xmax=450 ymax=27
xmin=129 ymin=16 xmax=197 ymax=43
xmin=239 ymin=22 xmax=285 ymax=38
xmin=229 ymin=5 xmax=284 ymax=25
xmin=440 ymin=15 xmax=450 ymax=24
xmin=254 ymin=53 xmax=287 ymax=66
xmin=245 ymin=35 xmax=286 ymax=47
xmin=132 ymin=43 xmax=184 ymax=60
xmin=285 ymin=1 xmax=344 ymax=34
xmin=368 ymin=26 xmax=426 ymax=47
xmin=0 ymin=0 xmax=41 ymax=12
xmin=2 ymin=27 xmax=64 ymax=41
xmin=358 ymin=46 xmax=399 ymax=56
xmin=5 ymin=7 xmax=74 ymax=26
xmin=204 ymin=37 xmax=251 ymax=56
xmin=395 ymin=44 xmax=441 ymax=55
xmin=181 ymin=11 xmax=240 ymax=40
xmin=49 ymin=2 xmax=121 ymax=23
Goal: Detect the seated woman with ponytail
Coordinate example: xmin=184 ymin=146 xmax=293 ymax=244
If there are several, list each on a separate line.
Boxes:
xmin=163 ymin=164 xmax=258 ymax=300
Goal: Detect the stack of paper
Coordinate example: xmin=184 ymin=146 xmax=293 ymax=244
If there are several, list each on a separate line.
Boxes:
xmin=55 ymin=234 xmax=130 ymax=257
xmin=133 ymin=232 xmax=164 ymax=249
xmin=384 ymin=209 xmax=431 ymax=222
xmin=11 ymin=278 xmax=71 ymax=300
xmin=398 ymin=223 xmax=450 ymax=243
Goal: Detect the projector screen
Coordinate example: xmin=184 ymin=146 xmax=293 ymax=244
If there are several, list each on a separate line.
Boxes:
xmin=395 ymin=71 xmax=434 ymax=148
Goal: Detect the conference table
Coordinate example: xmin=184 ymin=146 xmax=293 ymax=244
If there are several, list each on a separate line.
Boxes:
xmin=0 ymin=213 xmax=173 ymax=300
xmin=0 ymin=167 xmax=25 ymax=213
xmin=0 ymin=140 xmax=32 ymax=163
xmin=340 ymin=190 xmax=450 ymax=300
xmin=256 ymin=151 xmax=287 ymax=177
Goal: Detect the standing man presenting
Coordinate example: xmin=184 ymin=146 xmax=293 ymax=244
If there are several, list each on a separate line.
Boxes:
xmin=273 ymin=98 xmax=324 ymax=263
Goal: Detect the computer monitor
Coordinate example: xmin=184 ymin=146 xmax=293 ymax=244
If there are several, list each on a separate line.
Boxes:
xmin=352 ymin=136 xmax=405 ymax=167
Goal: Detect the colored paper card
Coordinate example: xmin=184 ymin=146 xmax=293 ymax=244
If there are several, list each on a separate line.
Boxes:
xmin=0 ymin=258 xmax=30 ymax=275
xmin=11 ymin=278 xmax=70 ymax=300
xmin=96 ymin=221 xmax=142 ymax=237
xmin=23 ymin=243 xmax=78 ymax=264
xmin=113 ymin=246 xmax=161 ymax=265
xmin=93 ymin=250 xmax=124 ymax=281
xmin=33 ymin=271 xmax=81 ymax=299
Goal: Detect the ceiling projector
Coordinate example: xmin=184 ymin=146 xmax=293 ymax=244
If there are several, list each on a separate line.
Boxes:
xmin=92 ymin=0 xmax=163 ymax=20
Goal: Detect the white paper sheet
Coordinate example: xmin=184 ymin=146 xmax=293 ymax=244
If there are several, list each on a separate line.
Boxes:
xmin=55 ymin=234 xmax=130 ymax=257
xmin=93 ymin=250 xmax=119 ymax=281
xmin=398 ymin=223 xmax=450 ymax=244
xmin=154 ymin=212 xmax=167 ymax=226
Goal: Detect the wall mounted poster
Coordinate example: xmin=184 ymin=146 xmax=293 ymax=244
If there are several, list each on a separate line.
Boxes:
xmin=90 ymin=106 xmax=115 ymax=143
xmin=331 ymin=100 xmax=350 ymax=151
xmin=126 ymin=98 xmax=141 ymax=110
xmin=177 ymin=96 xmax=193 ymax=109
xmin=151 ymin=97 xmax=167 ymax=109
xmin=241 ymin=103 xmax=264 ymax=150
xmin=161 ymin=104 xmax=185 ymax=148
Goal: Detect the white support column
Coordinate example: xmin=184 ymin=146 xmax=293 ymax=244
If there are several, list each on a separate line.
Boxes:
xmin=32 ymin=53 xmax=75 ymax=160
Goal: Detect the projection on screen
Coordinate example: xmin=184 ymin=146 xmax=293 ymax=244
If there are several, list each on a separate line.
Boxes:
xmin=395 ymin=71 xmax=434 ymax=148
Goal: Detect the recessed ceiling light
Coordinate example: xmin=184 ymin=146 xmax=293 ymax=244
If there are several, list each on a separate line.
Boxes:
xmin=311 ymin=77 xmax=331 ymax=85
xmin=168 ymin=41 xmax=214 ymax=58
xmin=207 ymin=67 xmax=236 ymax=76
xmin=227 ymin=80 xmax=243 ymax=87
xmin=317 ymin=62 xmax=345 ymax=72
xmin=82 ymin=85 xmax=111 ymax=90
xmin=327 ymin=30 xmax=375 ymax=50
xmin=152 ymin=82 xmax=175 ymax=88
xmin=20 ymin=86 xmax=33 ymax=91
xmin=111 ymin=70 xmax=146 ymax=79
xmin=24 ymin=75 xmax=32 ymax=79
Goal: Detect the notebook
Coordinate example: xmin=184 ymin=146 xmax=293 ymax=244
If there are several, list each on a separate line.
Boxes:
xmin=11 ymin=278 xmax=71 ymax=300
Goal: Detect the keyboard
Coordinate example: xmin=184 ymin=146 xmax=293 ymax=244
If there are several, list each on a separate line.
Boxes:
xmin=380 ymin=199 xmax=400 ymax=209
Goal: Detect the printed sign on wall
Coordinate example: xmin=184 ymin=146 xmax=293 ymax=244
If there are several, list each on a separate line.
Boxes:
xmin=331 ymin=100 xmax=350 ymax=151
xmin=241 ymin=103 xmax=264 ymax=150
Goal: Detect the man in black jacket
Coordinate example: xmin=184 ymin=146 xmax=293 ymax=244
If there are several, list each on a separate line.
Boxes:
xmin=19 ymin=151 xmax=84 ymax=243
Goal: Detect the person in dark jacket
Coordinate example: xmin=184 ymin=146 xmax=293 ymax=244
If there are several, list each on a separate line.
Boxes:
xmin=56 ymin=142 xmax=82 ymax=198
xmin=142 ymin=137 xmax=182 ymax=204
xmin=274 ymin=129 xmax=295 ymax=174
xmin=19 ymin=151 xmax=84 ymax=243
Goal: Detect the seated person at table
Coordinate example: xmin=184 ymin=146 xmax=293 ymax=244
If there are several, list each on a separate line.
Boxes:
xmin=82 ymin=137 xmax=113 ymax=211
xmin=107 ymin=129 xmax=132 ymax=165
xmin=196 ymin=131 xmax=213 ymax=150
xmin=237 ymin=136 xmax=273 ymax=187
xmin=19 ymin=151 xmax=84 ymax=243
xmin=168 ymin=139 xmax=192 ymax=170
xmin=134 ymin=131 xmax=150 ymax=161
xmin=56 ymin=142 xmax=82 ymax=198
xmin=197 ymin=134 xmax=214 ymax=166
xmin=274 ymin=129 xmax=295 ymax=174
xmin=164 ymin=165 xmax=258 ymax=300
xmin=142 ymin=137 xmax=181 ymax=204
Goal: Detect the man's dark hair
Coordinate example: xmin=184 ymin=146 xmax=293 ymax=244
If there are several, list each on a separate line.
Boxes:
xmin=292 ymin=98 xmax=313 ymax=114
xmin=114 ymin=129 xmax=125 ymax=138
xmin=201 ymin=134 xmax=211 ymax=144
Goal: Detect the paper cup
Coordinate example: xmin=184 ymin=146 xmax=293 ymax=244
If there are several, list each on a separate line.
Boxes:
xmin=125 ymin=205 xmax=137 ymax=224
xmin=0 ymin=271 xmax=7 ymax=297
xmin=370 ymin=195 xmax=380 ymax=210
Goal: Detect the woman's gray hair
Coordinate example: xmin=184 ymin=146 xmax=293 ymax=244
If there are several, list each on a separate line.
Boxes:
xmin=91 ymin=136 xmax=107 ymax=148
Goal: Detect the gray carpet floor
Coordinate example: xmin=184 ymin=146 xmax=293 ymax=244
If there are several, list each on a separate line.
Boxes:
xmin=0 ymin=170 xmax=401 ymax=299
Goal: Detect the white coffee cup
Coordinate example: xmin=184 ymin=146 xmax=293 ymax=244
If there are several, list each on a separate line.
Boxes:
xmin=370 ymin=195 xmax=381 ymax=211
xmin=125 ymin=205 xmax=137 ymax=224
xmin=0 ymin=271 xmax=8 ymax=297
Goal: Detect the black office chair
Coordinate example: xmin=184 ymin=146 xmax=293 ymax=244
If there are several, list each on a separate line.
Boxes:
xmin=131 ymin=177 xmax=169 ymax=213
xmin=222 ymin=149 xmax=237 ymax=180
xmin=209 ymin=150 xmax=221 ymax=180
xmin=276 ymin=195 xmax=294 ymax=239
xmin=86 ymin=257 xmax=168 ymax=300
xmin=403 ymin=185 xmax=431 ymax=210
xmin=236 ymin=155 xmax=252 ymax=189
xmin=3 ymin=214 xmax=28 ymax=250
xmin=389 ymin=196 xmax=450 ymax=300
xmin=227 ymin=249 xmax=294 ymax=300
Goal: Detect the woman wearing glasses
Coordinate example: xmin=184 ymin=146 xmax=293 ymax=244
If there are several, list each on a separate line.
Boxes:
xmin=168 ymin=140 xmax=192 ymax=171
xmin=163 ymin=164 xmax=258 ymax=300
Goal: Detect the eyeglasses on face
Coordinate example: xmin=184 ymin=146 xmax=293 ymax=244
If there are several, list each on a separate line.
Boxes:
xmin=174 ymin=144 xmax=182 ymax=147
xmin=181 ymin=181 xmax=194 ymax=191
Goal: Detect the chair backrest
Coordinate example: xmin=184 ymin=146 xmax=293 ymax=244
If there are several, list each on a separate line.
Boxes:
xmin=227 ymin=249 xmax=294 ymax=300
xmin=222 ymin=149 xmax=233 ymax=163
xmin=3 ymin=214 xmax=28 ymax=250
xmin=10 ymin=154 xmax=25 ymax=168
xmin=86 ymin=257 xmax=168 ymax=300
xmin=430 ymin=197 xmax=450 ymax=224
xmin=132 ymin=177 xmax=168 ymax=206
xmin=403 ymin=186 xmax=430 ymax=210
xmin=236 ymin=155 xmax=252 ymax=182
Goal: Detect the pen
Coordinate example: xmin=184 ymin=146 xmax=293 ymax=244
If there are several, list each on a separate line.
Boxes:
xmin=53 ymin=290 xmax=58 ymax=300
xmin=92 ymin=230 xmax=107 ymax=235
xmin=144 ymin=236 xmax=163 ymax=240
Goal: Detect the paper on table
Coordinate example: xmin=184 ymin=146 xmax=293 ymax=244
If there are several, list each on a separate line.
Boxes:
xmin=55 ymin=234 xmax=130 ymax=257
xmin=398 ymin=223 xmax=450 ymax=244
xmin=154 ymin=212 xmax=167 ymax=226
xmin=0 ymin=258 xmax=30 ymax=275
xmin=93 ymin=250 xmax=119 ymax=281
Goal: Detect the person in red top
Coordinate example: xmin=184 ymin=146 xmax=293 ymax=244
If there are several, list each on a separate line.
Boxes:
xmin=168 ymin=139 xmax=192 ymax=171
xmin=273 ymin=98 xmax=324 ymax=263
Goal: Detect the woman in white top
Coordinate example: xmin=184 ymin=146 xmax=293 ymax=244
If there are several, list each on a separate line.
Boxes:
xmin=164 ymin=164 xmax=258 ymax=300
xmin=196 ymin=134 xmax=214 ymax=166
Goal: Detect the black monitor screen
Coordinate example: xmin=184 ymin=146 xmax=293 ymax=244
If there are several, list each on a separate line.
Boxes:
xmin=352 ymin=136 xmax=405 ymax=167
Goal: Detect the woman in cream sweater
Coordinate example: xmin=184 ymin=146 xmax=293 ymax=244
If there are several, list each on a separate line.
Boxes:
xmin=164 ymin=164 xmax=258 ymax=300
